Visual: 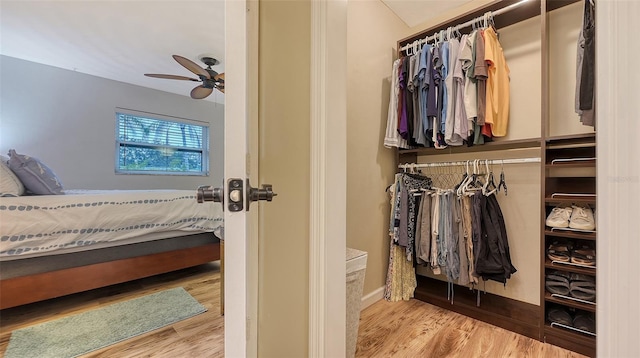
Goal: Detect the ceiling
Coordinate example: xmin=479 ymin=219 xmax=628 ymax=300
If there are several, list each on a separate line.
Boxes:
xmin=0 ymin=0 xmax=226 ymax=103
xmin=1 ymin=1 xmax=472 ymax=104
xmin=381 ymin=0 xmax=475 ymax=27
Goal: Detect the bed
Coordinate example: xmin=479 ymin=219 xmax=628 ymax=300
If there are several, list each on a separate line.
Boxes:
xmin=0 ymin=189 xmax=223 ymax=310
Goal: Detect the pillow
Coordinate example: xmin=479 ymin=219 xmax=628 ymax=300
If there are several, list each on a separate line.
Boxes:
xmin=0 ymin=160 xmax=25 ymax=197
xmin=7 ymin=149 xmax=64 ymax=195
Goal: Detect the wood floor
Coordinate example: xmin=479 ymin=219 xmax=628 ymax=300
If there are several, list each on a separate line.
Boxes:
xmin=356 ymin=299 xmax=587 ymax=358
xmin=1 ymin=263 xmax=585 ymax=357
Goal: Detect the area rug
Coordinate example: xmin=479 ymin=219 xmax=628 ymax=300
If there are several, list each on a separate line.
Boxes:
xmin=4 ymin=287 xmax=207 ymax=358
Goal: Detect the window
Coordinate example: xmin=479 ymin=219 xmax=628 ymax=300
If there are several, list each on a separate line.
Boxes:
xmin=115 ymin=110 xmax=209 ymax=175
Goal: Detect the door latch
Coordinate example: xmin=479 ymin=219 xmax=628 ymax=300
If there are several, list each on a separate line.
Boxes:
xmin=246 ymin=179 xmax=277 ymax=210
xmin=227 ymin=178 xmax=244 ymax=212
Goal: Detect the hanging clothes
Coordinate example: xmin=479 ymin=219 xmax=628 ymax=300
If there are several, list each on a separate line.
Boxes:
xmin=385 ymin=23 xmax=513 ymax=149
xmin=399 ymin=57 xmax=409 ymax=140
xmin=416 ymin=191 xmax=432 ymax=265
xmin=449 ymin=33 xmax=470 ymax=145
xmin=385 ymin=172 xmax=431 ymax=301
xmin=384 ymin=59 xmax=410 ymax=149
xmin=473 ymin=193 xmax=517 ymax=284
xmin=445 ymin=36 xmax=465 ymax=146
xmin=575 ymin=0 xmax=595 ymax=127
xmin=462 ymin=30 xmax=478 ymax=145
xmin=473 ymin=30 xmax=488 ymax=145
xmin=460 ymin=195 xmax=478 ymax=284
xmin=483 ymin=26 xmax=511 ymax=137
xmin=385 ymin=164 xmax=517 ymax=301
xmin=418 ymin=44 xmax=435 ymax=147
xmin=411 ymin=51 xmax=429 ymax=146
xmin=432 ymin=42 xmax=446 ymax=148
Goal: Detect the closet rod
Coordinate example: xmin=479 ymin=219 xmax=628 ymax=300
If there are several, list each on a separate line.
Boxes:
xmin=398 ymin=157 xmax=541 ymax=169
xmin=399 ymin=0 xmax=531 ymax=53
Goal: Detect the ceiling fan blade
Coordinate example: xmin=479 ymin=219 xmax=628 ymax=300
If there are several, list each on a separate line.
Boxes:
xmin=145 ymin=74 xmax=200 ymax=81
xmin=214 ymin=72 xmax=225 ymax=82
xmin=173 ymin=55 xmax=210 ymax=79
xmin=191 ymin=85 xmax=214 ymax=99
xmin=216 ymin=86 xmax=225 ymax=94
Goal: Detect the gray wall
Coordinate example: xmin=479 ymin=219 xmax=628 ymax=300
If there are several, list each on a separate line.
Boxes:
xmin=0 ymin=55 xmax=224 ymax=190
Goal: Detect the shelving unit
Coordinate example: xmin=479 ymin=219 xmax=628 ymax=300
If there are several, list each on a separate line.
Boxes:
xmin=541 ymin=134 xmax=596 ymax=357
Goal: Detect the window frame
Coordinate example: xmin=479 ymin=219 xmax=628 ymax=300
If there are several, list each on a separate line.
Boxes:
xmin=114 ymin=108 xmax=210 ymax=176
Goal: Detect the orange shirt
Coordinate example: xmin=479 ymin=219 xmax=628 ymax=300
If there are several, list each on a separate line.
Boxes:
xmin=484 ymin=27 xmax=510 ymax=137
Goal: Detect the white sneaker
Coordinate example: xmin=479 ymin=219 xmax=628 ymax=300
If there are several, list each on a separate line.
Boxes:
xmin=569 ymin=205 xmax=596 ymax=230
xmin=546 ymin=206 xmax=573 ymax=228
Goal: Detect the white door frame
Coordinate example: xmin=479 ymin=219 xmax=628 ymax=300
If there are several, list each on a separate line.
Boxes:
xmin=596 ymin=1 xmax=639 ymax=357
xmin=309 ymin=0 xmax=347 ymax=356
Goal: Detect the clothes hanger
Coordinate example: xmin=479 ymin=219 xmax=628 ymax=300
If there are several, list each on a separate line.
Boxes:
xmin=467 ymin=159 xmax=481 ymax=193
xmin=462 ymin=160 xmax=480 ymax=195
xmin=454 ymin=25 xmax=462 ymax=39
xmin=455 ymin=160 xmax=470 ymax=194
xmin=498 ymin=160 xmax=508 ymax=196
xmin=456 ymin=161 xmax=470 ymax=196
xmin=482 ymin=160 xmax=498 ymax=196
xmin=489 ymin=11 xmax=499 ymax=36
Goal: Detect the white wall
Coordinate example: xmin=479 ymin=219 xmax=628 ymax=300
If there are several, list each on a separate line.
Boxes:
xmin=0 ymin=55 xmax=224 ymax=190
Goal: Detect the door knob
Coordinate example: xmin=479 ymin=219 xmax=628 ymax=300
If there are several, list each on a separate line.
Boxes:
xmin=197 ymin=180 xmax=277 ymax=211
xmin=197 ymin=185 xmax=224 ymax=204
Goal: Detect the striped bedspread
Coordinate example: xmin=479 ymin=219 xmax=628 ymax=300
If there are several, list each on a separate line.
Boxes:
xmin=0 ymin=190 xmax=223 ymax=259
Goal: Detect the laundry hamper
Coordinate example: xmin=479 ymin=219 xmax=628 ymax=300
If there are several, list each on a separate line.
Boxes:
xmin=346 ymin=248 xmax=367 ymax=358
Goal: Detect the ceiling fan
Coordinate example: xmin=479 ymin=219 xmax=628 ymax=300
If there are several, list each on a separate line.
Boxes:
xmin=145 ymin=55 xmax=225 ymax=99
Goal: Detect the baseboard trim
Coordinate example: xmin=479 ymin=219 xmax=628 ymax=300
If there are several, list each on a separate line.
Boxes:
xmin=361 ymin=286 xmax=385 ymax=310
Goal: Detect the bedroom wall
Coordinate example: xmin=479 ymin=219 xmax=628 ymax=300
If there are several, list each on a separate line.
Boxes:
xmin=346 ymin=1 xmax=409 ymax=302
xmin=0 ymin=55 xmax=224 ymax=191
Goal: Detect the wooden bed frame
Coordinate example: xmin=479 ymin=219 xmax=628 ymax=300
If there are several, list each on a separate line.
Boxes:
xmin=0 ymin=241 xmax=222 ymax=311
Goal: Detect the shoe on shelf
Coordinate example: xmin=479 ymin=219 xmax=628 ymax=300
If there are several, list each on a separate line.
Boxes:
xmin=547 ymin=306 xmax=572 ymax=326
xmin=571 ymin=248 xmax=596 ymax=266
xmin=546 ymin=205 xmax=573 ymax=228
xmin=547 ymin=240 xmax=573 ymax=262
xmin=573 ymin=312 xmax=596 ymax=333
xmin=569 ymin=204 xmax=596 ymax=230
xmin=545 ymin=271 xmax=570 ymax=296
xmin=569 ymin=273 xmax=596 ymax=302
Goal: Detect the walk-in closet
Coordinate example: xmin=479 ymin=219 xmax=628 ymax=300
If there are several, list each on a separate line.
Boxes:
xmin=382 ymin=0 xmax=596 ymax=356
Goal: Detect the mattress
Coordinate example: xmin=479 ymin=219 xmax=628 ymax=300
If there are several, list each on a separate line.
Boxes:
xmin=0 ymin=189 xmax=223 ymax=260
